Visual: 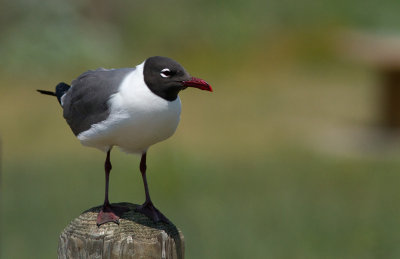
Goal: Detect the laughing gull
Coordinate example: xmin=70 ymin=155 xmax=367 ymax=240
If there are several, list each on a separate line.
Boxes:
xmin=38 ymin=56 xmax=212 ymax=225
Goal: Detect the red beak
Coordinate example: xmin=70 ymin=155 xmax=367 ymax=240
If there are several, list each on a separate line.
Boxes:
xmin=182 ymin=77 xmax=213 ymax=92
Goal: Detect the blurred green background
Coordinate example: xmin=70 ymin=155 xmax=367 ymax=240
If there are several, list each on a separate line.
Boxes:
xmin=2 ymin=0 xmax=400 ymax=258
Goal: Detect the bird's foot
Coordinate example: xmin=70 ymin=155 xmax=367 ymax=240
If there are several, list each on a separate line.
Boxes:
xmin=136 ymin=201 xmax=170 ymax=223
xmin=96 ymin=203 xmax=128 ymax=226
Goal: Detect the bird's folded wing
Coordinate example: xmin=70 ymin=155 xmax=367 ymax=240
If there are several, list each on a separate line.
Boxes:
xmin=62 ymin=68 xmax=135 ymax=135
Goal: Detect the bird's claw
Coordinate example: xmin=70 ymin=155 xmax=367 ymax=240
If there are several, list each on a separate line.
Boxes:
xmin=136 ymin=201 xmax=170 ymax=223
xmin=96 ymin=203 xmax=129 ymax=226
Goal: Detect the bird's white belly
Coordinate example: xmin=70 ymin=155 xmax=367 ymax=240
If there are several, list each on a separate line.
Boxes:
xmin=110 ymin=102 xmax=181 ymax=153
xmin=77 ymin=67 xmax=181 ymax=154
xmin=77 ymin=98 xmax=181 ymax=153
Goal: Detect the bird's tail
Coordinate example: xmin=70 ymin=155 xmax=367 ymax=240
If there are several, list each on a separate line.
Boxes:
xmin=37 ymin=82 xmax=70 ymax=105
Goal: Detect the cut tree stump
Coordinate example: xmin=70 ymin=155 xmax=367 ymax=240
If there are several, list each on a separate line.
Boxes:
xmin=58 ymin=202 xmax=184 ymax=259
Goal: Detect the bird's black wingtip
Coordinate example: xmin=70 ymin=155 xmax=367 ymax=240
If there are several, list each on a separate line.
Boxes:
xmin=37 ymin=89 xmax=56 ymax=96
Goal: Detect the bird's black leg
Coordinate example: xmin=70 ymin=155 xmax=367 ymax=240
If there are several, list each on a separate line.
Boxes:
xmin=136 ymin=152 xmax=169 ymax=223
xmin=97 ymin=150 xmax=123 ymax=226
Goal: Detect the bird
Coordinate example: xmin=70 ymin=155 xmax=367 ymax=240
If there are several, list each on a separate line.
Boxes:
xmin=37 ymin=56 xmax=212 ymax=226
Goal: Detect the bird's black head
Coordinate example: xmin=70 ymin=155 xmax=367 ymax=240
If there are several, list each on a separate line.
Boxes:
xmin=143 ymin=56 xmax=212 ymax=101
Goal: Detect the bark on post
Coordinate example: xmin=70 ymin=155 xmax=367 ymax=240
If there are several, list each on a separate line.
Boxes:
xmin=58 ymin=202 xmax=184 ymax=259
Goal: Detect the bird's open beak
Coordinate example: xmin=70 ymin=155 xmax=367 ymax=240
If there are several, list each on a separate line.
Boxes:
xmin=182 ymin=77 xmax=213 ymax=92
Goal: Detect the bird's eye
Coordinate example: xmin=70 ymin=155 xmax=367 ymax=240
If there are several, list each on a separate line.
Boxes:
xmin=160 ymin=68 xmax=173 ymax=78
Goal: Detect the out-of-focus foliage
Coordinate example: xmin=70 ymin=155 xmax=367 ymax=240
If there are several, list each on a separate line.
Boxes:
xmin=2 ymin=0 xmax=400 ymax=75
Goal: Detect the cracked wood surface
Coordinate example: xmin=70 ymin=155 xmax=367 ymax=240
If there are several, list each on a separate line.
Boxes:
xmin=58 ymin=202 xmax=184 ymax=259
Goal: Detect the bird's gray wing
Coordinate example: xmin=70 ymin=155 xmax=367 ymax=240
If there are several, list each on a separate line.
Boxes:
xmin=62 ymin=67 xmax=135 ymax=135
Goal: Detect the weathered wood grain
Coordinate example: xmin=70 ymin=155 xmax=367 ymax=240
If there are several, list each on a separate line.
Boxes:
xmin=58 ymin=202 xmax=184 ymax=259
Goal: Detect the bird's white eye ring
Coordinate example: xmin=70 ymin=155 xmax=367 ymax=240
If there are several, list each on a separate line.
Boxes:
xmin=160 ymin=68 xmax=172 ymax=78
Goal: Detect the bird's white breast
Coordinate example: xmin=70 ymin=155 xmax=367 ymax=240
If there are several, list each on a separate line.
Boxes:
xmin=77 ymin=63 xmax=182 ymax=154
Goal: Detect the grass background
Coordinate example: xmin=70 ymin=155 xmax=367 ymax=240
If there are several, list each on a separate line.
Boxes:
xmin=2 ymin=0 xmax=400 ymax=258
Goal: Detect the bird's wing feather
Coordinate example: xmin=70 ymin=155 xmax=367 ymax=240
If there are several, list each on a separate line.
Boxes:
xmin=62 ymin=68 xmax=135 ymax=135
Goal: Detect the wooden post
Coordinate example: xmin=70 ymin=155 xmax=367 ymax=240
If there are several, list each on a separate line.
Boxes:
xmin=381 ymin=69 xmax=400 ymax=129
xmin=339 ymin=31 xmax=400 ymax=130
xmin=58 ymin=202 xmax=184 ymax=259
